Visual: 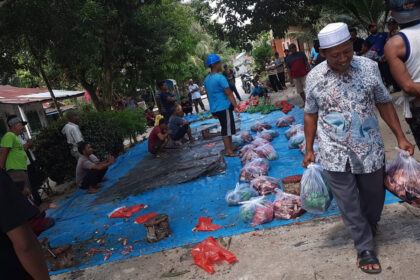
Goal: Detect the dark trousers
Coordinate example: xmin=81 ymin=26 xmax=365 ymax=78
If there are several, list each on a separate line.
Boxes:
xmin=193 ymin=98 xmax=205 ymax=113
xmin=81 ymin=168 xmax=107 ymax=189
xmin=323 ymin=167 xmax=385 ymax=253
xmin=27 ymin=164 xmax=43 ymax=205
xmin=379 ymin=61 xmax=401 ymax=91
xmin=229 ymin=84 xmax=242 ymax=101
xmin=406 ymin=107 xmax=420 ymax=148
xmin=277 ymin=72 xmax=286 ymax=88
xmin=268 ymin=74 xmax=282 ymax=92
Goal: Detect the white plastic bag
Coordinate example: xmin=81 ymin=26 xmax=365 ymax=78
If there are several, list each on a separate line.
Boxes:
xmin=225 ymin=183 xmax=259 ymax=206
xmin=273 ymin=190 xmax=305 ymax=220
xmin=239 ymin=196 xmax=274 ymax=225
xmin=300 ymin=163 xmax=332 ymax=214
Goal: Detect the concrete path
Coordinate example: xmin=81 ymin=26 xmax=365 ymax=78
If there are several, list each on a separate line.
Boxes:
xmin=52 ymin=83 xmax=420 ymax=280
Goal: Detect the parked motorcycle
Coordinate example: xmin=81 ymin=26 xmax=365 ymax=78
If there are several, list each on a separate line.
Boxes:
xmin=241 ymin=73 xmax=252 ymax=94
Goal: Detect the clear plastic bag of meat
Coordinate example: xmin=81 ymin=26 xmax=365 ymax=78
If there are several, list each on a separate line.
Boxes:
xmin=254 ymin=143 xmax=278 ymax=161
xmin=239 ymin=164 xmax=267 ymax=182
xmin=239 ymin=131 xmax=254 ymax=143
xmin=256 ymin=131 xmax=273 ymax=142
xmin=273 ymin=190 xmax=305 ymax=220
xmin=240 ymin=144 xmax=253 ymax=156
xmin=232 ymin=135 xmax=244 ymax=147
xmin=251 ymin=137 xmax=270 ymax=147
xmin=285 ymin=124 xmax=304 ymax=140
xmin=250 ymin=176 xmax=280 ymax=195
xmin=240 ymin=149 xmax=260 ymax=166
xmin=276 ymin=116 xmax=295 ymax=127
xmin=300 ymin=163 xmax=332 ymax=214
xmin=288 ymin=132 xmax=305 ymax=149
xmin=245 ymin=158 xmax=270 ymax=173
xmin=263 ymin=129 xmax=280 ymax=138
xmin=239 ymin=196 xmax=274 ymax=226
xmin=251 ymin=122 xmax=272 ymax=132
xmin=225 ymin=183 xmax=259 ymax=206
xmin=385 ymin=148 xmax=420 ymax=207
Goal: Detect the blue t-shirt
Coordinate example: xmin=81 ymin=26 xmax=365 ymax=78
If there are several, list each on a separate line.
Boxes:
xmin=310 ymin=48 xmax=319 ymax=60
xmin=252 ymin=85 xmax=264 ymax=97
xmin=366 ymin=32 xmax=388 ymax=56
xmin=160 ymin=92 xmax=176 ymax=115
xmin=204 ymin=73 xmax=231 ymax=113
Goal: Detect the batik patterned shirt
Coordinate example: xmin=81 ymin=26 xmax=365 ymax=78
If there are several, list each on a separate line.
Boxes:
xmin=304 ymin=56 xmax=392 ymax=174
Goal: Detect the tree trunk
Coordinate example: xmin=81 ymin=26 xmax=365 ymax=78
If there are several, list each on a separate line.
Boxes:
xmin=78 ymin=74 xmax=104 ymax=111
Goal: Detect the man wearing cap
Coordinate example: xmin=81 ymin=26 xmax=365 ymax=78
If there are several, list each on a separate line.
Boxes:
xmin=285 ymin=43 xmax=310 ymax=102
xmin=0 ymin=115 xmax=32 ymax=196
xmin=385 ymin=0 xmax=420 ymax=148
xmin=303 ymin=22 xmax=414 ymax=274
xmin=204 ymin=54 xmax=240 ymax=157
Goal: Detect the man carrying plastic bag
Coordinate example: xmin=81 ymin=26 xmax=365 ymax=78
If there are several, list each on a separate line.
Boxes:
xmin=303 ymin=23 xmax=414 ymax=275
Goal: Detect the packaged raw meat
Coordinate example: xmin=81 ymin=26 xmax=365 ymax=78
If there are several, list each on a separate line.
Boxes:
xmin=385 ymin=149 xmax=420 ymax=207
xmin=251 ymin=137 xmax=270 ymax=147
xmin=256 ymin=131 xmax=273 ymax=142
xmin=232 ymin=135 xmax=244 ymax=147
xmin=245 ymin=158 xmax=270 ymax=173
xmin=251 ymin=122 xmax=272 ymax=132
xmin=240 ymin=149 xmax=260 ymax=166
xmin=225 ymin=183 xmax=259 ymax=206
xmin=239 ymin=165 xmax=267 ymax=182
xmin=282 ymin=175 xmax=303 ymax=195
xmin=299 ymin=140 xmax=319 ymax=155
xmin=239 ymin=196 xmax=274 ymax=225
xmin=276 ymin=116 xmax=295 ymax=127
xmin=300 ymin=163 xmax=332 ymax=214
xmin=239 ymin=131 xmax=254 ymax=143
xmin=273 ymin=190 xmax=305 ymax=220
xmin=250 ymin=176 xmax=280 ymax=195
xmin=254 ymin=144 xmax=278 ymax=161
xmin=288 ymin=132 xmax=305 ymax=149
xmin=240 ymin=144 xmax=253 ymax=156
xmin=285 ymin=124 xmax=304 ymax=140
xmin=263 ymin=129 xmax=279 ymax=138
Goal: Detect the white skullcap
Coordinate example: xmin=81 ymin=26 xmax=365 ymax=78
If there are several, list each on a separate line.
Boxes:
xmin=318 ymin=23 xmax=351 ymax=49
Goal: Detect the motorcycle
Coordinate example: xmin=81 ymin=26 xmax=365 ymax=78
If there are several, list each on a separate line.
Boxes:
xmin=241 ymin=73 xmax=253 ymax=94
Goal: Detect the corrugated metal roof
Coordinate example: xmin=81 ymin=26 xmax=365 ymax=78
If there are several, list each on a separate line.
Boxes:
xmin=0 ymin=85 xmax=84 ymax=104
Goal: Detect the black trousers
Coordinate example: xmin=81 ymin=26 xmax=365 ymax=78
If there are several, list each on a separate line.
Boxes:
xmin=268 ymin=74 xmax=282 ymax=92
xmin=406 ymin=107 xmax=420 ymax=149
xmin=229 ymin=84 xmax=242 ymax=101
xmin=80 ymin=168 xmax=107 ymax=189
xmin=277 ymin=72 xmax=286 ymax=88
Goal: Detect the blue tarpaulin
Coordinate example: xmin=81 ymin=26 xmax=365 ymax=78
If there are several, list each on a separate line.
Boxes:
xmin=42 ymin=107 xmax=400 ymax=275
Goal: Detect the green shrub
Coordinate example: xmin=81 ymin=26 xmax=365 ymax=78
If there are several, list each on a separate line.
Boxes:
xmin=34 ymin=108 xmax=147 ymax=183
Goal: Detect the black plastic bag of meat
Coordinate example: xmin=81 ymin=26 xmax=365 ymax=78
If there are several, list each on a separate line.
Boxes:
xmin=385 ymin=148 xmax=420 ymax=207
xmin=273 ymin=190 xmax=305 ymax=220
xmin=276 ymin=116 xmax=295 ymax=127
xmin=250 ymin=176 xmax=280 ymax=195
xmin=251 ymin=122 xmax=272 ymax=132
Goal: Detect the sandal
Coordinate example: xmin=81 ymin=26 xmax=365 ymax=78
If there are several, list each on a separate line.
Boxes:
xmin=358 ymin=250 xmax=382 ymax=274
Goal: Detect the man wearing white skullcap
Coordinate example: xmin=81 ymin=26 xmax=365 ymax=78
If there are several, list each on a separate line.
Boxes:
xmin=302 ymin=22 xmax=414 ymax=274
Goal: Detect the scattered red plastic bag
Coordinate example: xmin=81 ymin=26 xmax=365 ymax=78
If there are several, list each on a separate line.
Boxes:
xmin=134 ymin=213 xmax=157 ymax=224
xmin=190 ymin=236 xmax=237 ymax=274
xmin=109 ymin=204 xmax=146 ymax=218
xmin=193 ymin=217 xmax=222 ymax=231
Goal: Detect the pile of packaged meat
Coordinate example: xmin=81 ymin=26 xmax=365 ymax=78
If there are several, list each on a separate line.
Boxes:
xmin=251 ymin=122 xmax=272 ymax=132
xmin=385 ymin=149 xmax=420 ymax=206
xmin=273 ymin=190 xmax=305 ymax=220
xmin=250 ymin=176 xmax=280 ymax=195
xmin=276 ymin=116 xmax=295 ymax=127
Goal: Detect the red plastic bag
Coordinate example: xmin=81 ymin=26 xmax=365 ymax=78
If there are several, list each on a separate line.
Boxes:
xmin=190 ymin=236 xmax=237 ymax=274
xmin=134 ymin=213 xmax=157 ymax=224
xmin=193 ymin=217 xmax=222 ymax=231
xmin=109 ymin=204 xmax=146 ymax=218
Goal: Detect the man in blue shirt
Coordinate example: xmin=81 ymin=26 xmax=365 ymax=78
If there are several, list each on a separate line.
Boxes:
xmin=366 ymin=23 xmax=388 ymax=56
xmin=204 ymin=54 xmax=240 ymax=157
xmin=251 ymin=80 xmax=265 ymax=97
xmin=158 ymin=81 xmax=177 ymax=121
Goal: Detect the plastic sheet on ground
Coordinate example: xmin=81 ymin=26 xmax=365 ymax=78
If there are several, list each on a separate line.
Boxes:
xmin=41 ymin=107 xmax=401 ymax=276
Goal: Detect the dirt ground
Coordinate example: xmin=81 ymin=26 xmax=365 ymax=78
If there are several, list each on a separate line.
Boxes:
xmin=52 ymin=85 xmax=420 ymax=280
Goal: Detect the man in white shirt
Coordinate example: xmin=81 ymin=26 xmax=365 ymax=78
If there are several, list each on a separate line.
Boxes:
xmin=61 ymin=110 xmax=99 ymax=162
xmin=188 ymin=79 xmax=206 ymax=113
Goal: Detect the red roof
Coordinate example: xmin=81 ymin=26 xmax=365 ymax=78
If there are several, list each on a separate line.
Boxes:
xmin=0 ymin=85 xmax=84 ymax=105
